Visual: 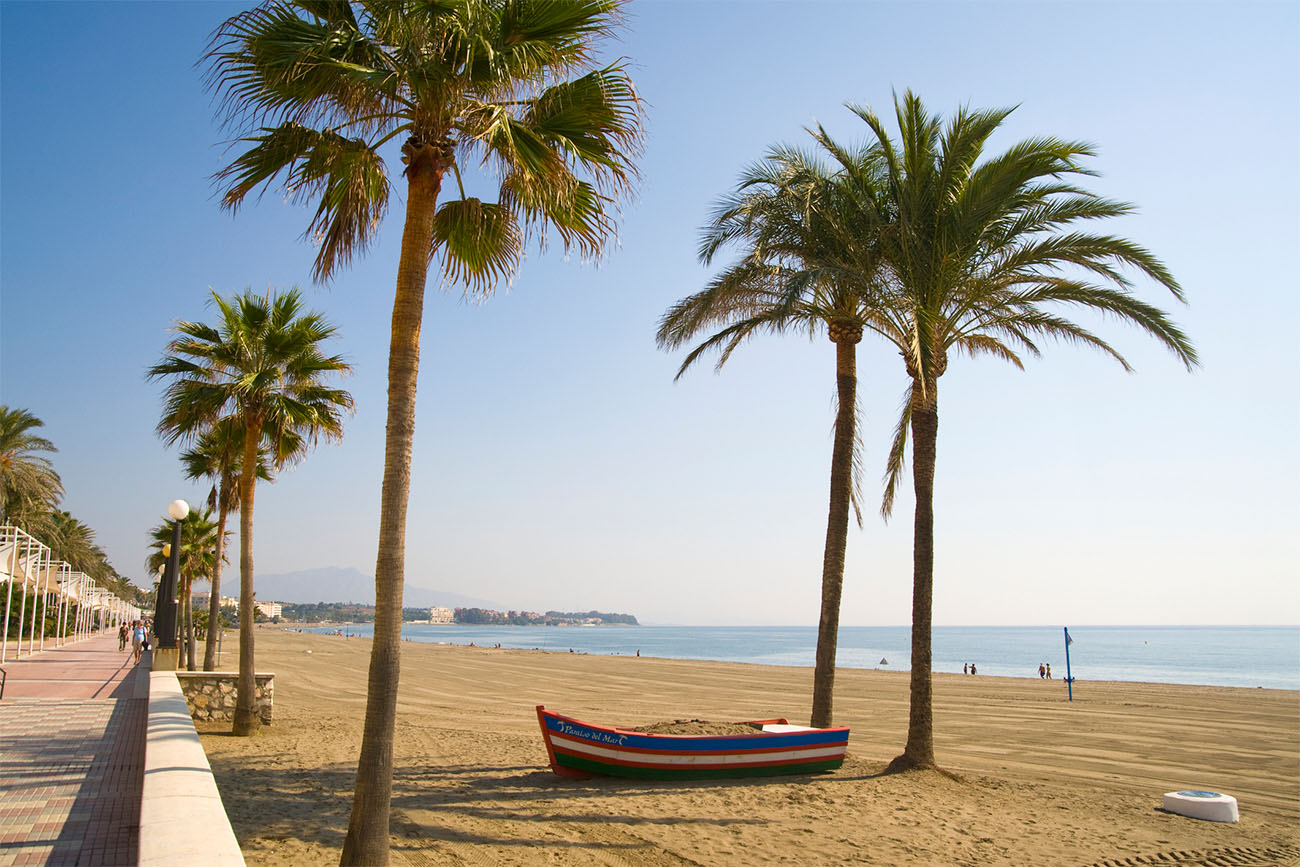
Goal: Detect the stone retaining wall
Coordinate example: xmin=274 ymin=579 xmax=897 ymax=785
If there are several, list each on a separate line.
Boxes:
xmin=174 ymin=672 xmax=274 ymax=725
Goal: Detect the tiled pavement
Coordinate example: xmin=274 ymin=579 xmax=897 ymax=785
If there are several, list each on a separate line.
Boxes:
xmin=0 ymin=633 xmax=146 ymax=866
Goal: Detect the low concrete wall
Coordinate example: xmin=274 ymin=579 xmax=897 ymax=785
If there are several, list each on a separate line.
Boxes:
xmin=175 ymin=672 xmax=274 ymax=725
xmin=139 ymin=671 xmax=244 ymax=866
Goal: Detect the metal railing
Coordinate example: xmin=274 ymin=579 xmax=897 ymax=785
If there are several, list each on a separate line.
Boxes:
xmin=2 ymin=524 xmax=142 ymax=663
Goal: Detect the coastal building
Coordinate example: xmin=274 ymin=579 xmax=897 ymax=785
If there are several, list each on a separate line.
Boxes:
xmin=191 ymin=592 xmax=238 ymax=608
xmin=254 ymin=601 xmax=282 ymax=619
xmin=429 ymin=606 xmax=454 ymax=624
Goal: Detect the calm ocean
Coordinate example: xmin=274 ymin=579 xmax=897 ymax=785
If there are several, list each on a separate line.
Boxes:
xmin=303 ymin=624 xmax=1300 ymax=691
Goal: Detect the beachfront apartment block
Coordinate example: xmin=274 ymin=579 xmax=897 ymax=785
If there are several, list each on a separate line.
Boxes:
xmin=255 ymin=601 xmax=283 ymax=619
xmin=429 ymin=606 xmax=454 ymax=624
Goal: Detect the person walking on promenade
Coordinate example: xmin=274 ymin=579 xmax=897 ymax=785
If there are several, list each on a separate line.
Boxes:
xmin=118 ymin=623 xmax=128 ymax=651
xmin=131 ymin=620 xmax=146 ymax=663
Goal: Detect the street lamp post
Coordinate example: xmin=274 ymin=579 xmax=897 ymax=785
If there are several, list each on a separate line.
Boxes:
xmin=151 ymin=499 xmax=189 ymax=671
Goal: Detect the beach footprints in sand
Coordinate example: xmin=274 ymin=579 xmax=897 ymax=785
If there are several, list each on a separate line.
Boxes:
xmin=1088 ymin=845 xmax=1300 ymax=867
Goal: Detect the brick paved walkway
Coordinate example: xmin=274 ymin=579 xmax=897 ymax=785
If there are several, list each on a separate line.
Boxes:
xmin=0 ymin=633 xmax=146 ymax=866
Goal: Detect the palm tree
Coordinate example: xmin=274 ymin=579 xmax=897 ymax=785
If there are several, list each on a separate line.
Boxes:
xmin=657 ymin=140 xmax=893 ymax=728
xmin=205 ymin=3 xmax=643 ymax=860
xmin=149 ymin=288 xmax=352 ymax=733
xmin=147 ymin=508 xmax=223 ymax=670
xmin=0 ymin=406 xmax=63 ymax=528
xmin=47 ymin=511 xmax=114 ymax=582
xmin=844 ymin=93 xmax=1198 ymax=771
xmin=178 ymin=416 xmax=275 ymax=671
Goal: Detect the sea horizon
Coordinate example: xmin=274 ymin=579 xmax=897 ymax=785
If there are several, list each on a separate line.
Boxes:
xmin=294 ymin=623 xmax=1300 ymax=691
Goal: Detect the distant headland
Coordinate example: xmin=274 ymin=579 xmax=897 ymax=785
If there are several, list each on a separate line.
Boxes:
xmin=272 ymin=601 xmax=637 ymax=626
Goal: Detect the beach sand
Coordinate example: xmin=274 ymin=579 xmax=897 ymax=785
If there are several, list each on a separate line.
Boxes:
xmin=197 ymin=628 xmax=1299 ymax=866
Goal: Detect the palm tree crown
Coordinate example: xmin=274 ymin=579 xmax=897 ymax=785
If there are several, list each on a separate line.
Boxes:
xmin=207 ymin=0 xmax=643 ymax=288
xmin=661 ymin=138 xmax=892 ymax=381
xmin=149 ymin=288 xmax=354 ymax=451
xmin=0 ymin=406 xmax=64 ymax=528
xmin=854 ymin=94 xmax=1197 ymax=513
xmin=146 ymin=509 xmax=223 ymax=585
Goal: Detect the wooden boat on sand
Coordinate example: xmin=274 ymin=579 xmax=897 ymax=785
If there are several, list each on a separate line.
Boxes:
xmin=536 ymin=705 xmax=849 ymax=780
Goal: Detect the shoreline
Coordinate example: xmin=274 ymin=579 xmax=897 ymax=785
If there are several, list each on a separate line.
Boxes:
xmin=199 ymin=628 xmax=1299 ymax=865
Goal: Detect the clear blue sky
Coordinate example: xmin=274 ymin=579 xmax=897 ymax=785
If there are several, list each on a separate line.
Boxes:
xmin=2 ymin=1 xmax=1296 ymax=626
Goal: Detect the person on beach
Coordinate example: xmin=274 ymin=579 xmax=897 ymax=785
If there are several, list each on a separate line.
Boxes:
xmin=1045 ymin=663 xmax=1052 ymax=679
xmin=131 ymin=620 xmax=146 ymax=663
xmin=118 ymin=623 xmax=128 ymax=651
xmin=970 ymin=663 xmax=977 ymax=675
xmin=963 ymin=663 xmax=969 ymax=675
xmin=1039 ymin=662 xmax=1046 ymax=679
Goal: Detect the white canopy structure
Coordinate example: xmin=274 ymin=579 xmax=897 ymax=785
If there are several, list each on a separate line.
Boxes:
xmin=1 ymin=524 xmax=142 ymax=663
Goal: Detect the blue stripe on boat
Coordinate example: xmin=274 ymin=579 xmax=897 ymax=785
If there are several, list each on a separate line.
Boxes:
xmin=542 ymin=715 xmax=848 ymax=752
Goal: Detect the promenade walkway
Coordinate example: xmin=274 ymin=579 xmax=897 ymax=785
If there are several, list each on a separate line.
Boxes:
xmin=0 ymin=632 xmax=146 ymax=866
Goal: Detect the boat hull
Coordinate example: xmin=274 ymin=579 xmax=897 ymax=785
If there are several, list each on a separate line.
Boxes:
xmin=537 ymin=705 xmax=849 ymax=780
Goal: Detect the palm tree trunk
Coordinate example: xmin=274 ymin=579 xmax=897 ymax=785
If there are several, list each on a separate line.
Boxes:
xmin=893 ymin=383 xmax=939 ymax=770
xmin=810 ymin=337 xmax=857 ymax=728
xmin=204 ymin=502 xmax=230 ymax=671
xmin=232 ymin=414 xmax=261 ymax=736
xmin=341 ymin=140 xmax=447 ymax=866
xmin=184 ymin=580 xmax=196 ymax=671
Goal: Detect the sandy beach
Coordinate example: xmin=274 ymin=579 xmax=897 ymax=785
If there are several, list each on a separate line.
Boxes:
xmin=197 ymin=628 xmax=1299 ymax=866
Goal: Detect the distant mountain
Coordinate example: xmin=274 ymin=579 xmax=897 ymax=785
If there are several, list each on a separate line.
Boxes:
xmin=253 ymin=566 xmax=502 ymax=610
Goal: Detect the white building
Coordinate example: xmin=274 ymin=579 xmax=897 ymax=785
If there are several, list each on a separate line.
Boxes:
xmin=428 ymin=606 xmax=454 ymax=624
xmin=191 ymin=592 xmax=238 ymax=608
xmin=255 ymin=601 xmax=283 ymax=619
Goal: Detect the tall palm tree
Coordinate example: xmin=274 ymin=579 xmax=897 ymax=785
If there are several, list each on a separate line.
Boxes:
xmin=149 ymin=288 xmax=352 ymax=733
xmin=205 ymin=3 xmax=643 ymax=860
xmin=147 ymin=508 xmax=223 ymax=670
xmin=843 ymin=93 xmax=1197 ymax=771
xmin=0 ymin=406 xmax=63 ymax=528
xmin=178 ymin=416 xmax=276 ymax=671
xmin=658 ymin=140 xmax=893 ymax=728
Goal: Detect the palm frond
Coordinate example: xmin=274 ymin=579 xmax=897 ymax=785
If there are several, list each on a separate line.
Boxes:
xmin=432 ymin=197 xmax=524 ymax=293
xmin=207 ymin=1 xmax=398 ymax=131
xmin=150 ymin=287 xmax=354 ymax=465
xmin=496 ymin=0 xmax=624 ymax=80
xmin=215 ymin=123 xmax=390 ymax=281
xmin=879 ymin=383 xmax=914 ymax=519
xmin=524 ymin=65 xmax=642 ymax=190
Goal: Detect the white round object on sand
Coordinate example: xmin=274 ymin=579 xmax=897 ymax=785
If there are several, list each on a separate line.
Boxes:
xmin=1162 ymin=790 xmax=1239 ymax=822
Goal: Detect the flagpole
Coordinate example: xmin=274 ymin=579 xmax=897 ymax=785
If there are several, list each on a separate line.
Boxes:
xmin=1064 ymin=626 xmax=1074 ymax=702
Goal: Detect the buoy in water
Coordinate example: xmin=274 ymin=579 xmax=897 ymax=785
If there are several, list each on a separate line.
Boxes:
xmin=1161 ymin=790 xmax=1238 ymax=822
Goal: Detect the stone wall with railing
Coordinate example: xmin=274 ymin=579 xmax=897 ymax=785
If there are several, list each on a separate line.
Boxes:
xmin=174 ymin=671 xmax=274 ymax=725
